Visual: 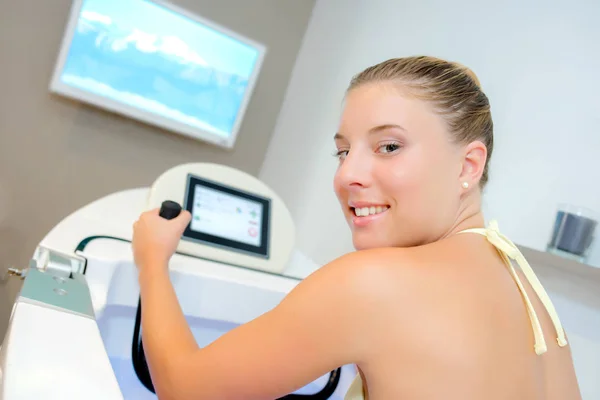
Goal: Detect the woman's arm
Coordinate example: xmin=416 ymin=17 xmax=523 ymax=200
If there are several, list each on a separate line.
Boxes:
xmin=132 ymin=209 xmax=381 ymax=400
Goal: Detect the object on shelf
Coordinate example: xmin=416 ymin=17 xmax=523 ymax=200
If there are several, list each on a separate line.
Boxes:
xmin=547 ymin=204 xmax=597 ymax=263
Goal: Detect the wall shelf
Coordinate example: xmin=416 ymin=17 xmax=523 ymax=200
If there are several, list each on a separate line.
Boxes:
xmin=518 ymin=244 xmax=600 ymax=308
xmin=519 ymin=244 xmax=600 ymax=280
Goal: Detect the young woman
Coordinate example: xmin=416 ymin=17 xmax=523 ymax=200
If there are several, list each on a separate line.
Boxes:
xmin=132 ymin=56 xmax=582 ymax=399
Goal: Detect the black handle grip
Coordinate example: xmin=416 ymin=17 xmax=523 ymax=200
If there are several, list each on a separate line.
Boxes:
xmin=159 ymin=200 xmax=182 ymax=220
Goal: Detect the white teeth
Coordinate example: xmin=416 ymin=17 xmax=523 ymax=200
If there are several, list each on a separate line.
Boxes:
xmin=353 ymin=205 xmax=388 ymax=217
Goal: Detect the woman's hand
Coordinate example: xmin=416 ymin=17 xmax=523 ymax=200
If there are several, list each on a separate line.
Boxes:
xmin=132 ymin=207 xmax=192 ymax=275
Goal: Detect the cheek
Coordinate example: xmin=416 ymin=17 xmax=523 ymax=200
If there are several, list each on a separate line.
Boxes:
xmin=385 ymin=151 xmax=428 ymax=194
xmin=376 ymin=161 xmax=420 ymax=213
xmin=419 ymin=149 xmax=461 ymax=212
xmin=384 ymin=164 xmax=412 ymax=193
xmin=383 ymin=147 xmax=450 ymax=209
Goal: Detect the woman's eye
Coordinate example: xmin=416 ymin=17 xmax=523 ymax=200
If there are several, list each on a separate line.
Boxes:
xmin=378 ymin=142 xmax=401 ymax=154
xmin=333 ymin=149 xmax=349 ymax=160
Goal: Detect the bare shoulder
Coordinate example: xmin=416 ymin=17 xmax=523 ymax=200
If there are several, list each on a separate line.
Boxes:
xmin=287 ymin=241 xmax=483 ymax=338
xmin=294 ymin=248 xmax=419 ymax=300
xmin=266 ymin=243 xmax=492 ymax=375
xmin=284 ymin=246 xmax=447 ymax=329
xmin=300 ymin=244 xmax=455 ymax=301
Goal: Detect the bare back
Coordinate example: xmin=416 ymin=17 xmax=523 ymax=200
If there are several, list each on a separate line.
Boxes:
xmin=354 ymin=230 xmax=582 ymax=400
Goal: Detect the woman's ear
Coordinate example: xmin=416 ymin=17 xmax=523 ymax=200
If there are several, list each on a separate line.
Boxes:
xmin=460 ymin=140 xmax=487 ymax=187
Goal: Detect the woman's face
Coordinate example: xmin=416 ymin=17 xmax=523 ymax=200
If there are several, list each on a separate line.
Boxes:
xmin=333 ymin=83 xmax=470 ymax=250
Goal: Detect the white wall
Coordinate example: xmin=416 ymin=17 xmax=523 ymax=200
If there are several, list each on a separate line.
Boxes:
xmin=260 ymin=0 xmax=600 ymax=398
xmin=261 ymin=0 xmax=600 ymax=267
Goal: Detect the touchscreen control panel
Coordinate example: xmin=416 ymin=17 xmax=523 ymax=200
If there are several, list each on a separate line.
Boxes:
xmin=183 ymin=174 xmax=271 ymax=258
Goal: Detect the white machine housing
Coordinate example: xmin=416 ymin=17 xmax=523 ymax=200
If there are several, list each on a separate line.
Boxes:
xmin=0 ymin=163 xmax=354 ymax=400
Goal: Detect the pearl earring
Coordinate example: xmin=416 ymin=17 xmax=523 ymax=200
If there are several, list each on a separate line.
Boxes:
xmin=462 ymin=182 xmax=469 ymax=189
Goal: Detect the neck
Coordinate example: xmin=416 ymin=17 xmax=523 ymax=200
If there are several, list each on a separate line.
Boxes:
xmin=441 ymin=189 xmax=486 ymax=239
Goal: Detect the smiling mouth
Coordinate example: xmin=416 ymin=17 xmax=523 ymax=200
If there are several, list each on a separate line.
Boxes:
xmin=351 ymin=205 xmax=390 ymax=217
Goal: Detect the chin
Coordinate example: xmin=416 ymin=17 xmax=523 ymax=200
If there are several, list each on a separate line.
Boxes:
xmin=352 ymin=234 xmax=387 ymax=251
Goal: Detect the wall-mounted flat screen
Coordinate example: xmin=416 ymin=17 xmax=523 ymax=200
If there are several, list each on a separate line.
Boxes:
xmin=50 ymin=0 xmax=266 ymax=149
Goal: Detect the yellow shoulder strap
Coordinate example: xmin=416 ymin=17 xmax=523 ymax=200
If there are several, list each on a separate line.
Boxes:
xmin=459 ymin=220 xmax=568 ymax=355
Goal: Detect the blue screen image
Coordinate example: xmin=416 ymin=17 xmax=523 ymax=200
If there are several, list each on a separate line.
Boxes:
xmin=58 ymin=0 xmax=260 ymax=137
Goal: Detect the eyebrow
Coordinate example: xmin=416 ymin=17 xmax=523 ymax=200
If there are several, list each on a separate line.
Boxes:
xmin=334 ymin=123 xmax=406 ymax=140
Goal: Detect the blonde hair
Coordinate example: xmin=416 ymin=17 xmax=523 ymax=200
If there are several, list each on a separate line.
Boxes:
xmin=347 ymin=56 xmax=494 ymax=188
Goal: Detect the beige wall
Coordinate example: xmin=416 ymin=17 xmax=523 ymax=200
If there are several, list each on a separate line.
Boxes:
xmin=0 ymin=0 xmax=315 ymax=339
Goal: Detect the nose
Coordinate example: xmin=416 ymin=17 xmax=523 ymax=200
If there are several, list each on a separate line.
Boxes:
xmin=335 ymin=149 xmax=373 ymax=189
